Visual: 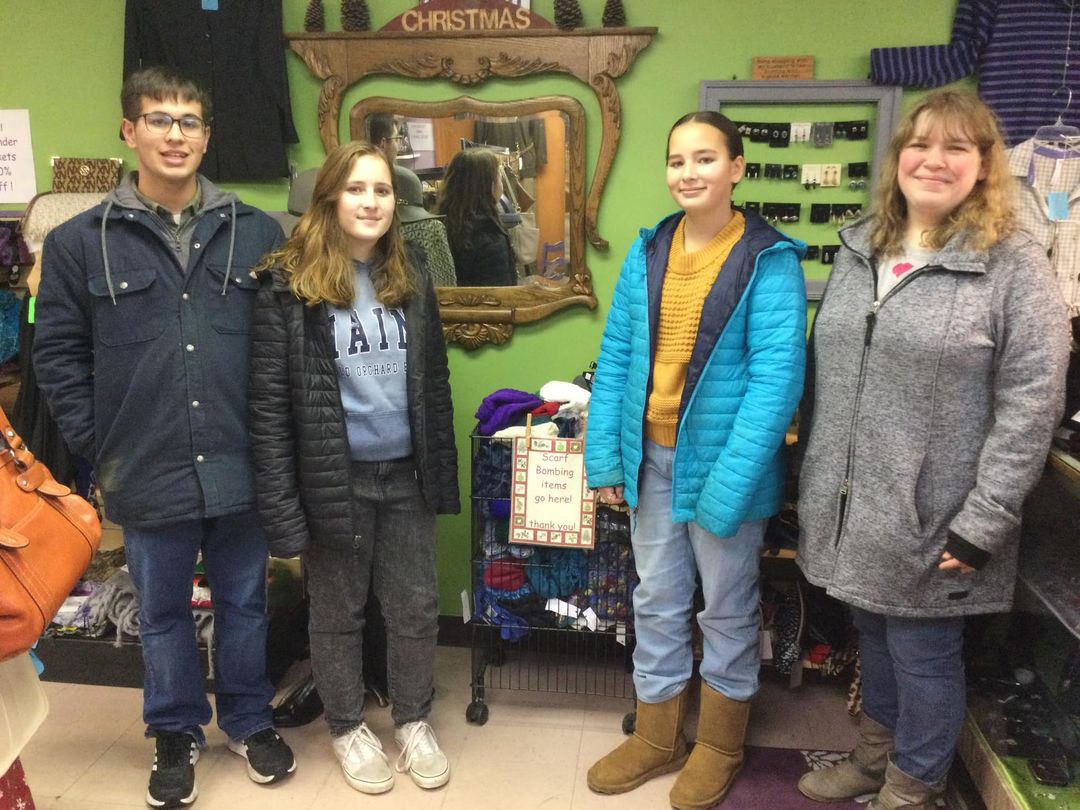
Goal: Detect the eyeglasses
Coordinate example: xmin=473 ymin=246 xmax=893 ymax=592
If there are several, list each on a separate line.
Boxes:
xmin=134 ymin=112 xmax=208 ymax=138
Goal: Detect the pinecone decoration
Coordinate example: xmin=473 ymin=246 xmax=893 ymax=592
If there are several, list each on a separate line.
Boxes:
xmin=554 ymin=0 xmax=583 ymax=30
xmin=341 ymin=0 xmax=370 ymax=32
xmin=304 ymin=0 xmax=325 ymax=32
xmin=602 ymin=0 xmax=626 ymax=27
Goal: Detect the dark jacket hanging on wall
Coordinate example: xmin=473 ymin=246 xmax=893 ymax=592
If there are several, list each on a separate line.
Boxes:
xmin=124 ymin=0 xmax=298 ymax=181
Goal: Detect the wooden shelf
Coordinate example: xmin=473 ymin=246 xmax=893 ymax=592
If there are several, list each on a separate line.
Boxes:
xmin=1018 ymin=453 xmax=1080 ymax=642
xmin=1049 ymin=446 xmax=1080 ymax=486
xmin=762 ymin=547 xmax=797 ymax=560
xmin=957 ymin=713 xmax=1025 ymax=810
xmin=957 ymin=448 xmax=1080 ymax=809
xmin=958 ymin=709 xmax=1080 ymax=810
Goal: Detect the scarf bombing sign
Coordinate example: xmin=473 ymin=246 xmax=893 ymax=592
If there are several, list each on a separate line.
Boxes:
xmin=511 ymin=436 xmax=595 ymax=548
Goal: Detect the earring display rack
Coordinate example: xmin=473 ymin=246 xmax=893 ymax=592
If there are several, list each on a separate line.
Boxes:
xmin=699 ymin=80 xmax=902 ymax=301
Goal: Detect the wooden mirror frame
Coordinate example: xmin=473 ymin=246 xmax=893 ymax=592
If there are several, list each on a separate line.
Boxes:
xmin=349 ymin=95 xmax=590 ymax=347
xmin=285 ymin=28 xmax=656 ymax=347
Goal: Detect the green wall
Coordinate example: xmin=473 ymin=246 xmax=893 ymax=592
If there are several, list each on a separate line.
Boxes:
xmin=5 ymin=0 xmax=959 ymax=613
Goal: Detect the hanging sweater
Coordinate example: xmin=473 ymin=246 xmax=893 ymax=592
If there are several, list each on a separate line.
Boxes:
xmin=646 ymin=212 xmax=745 ymax=446
xmin=123 ymin=0 xmax=298 ymax=181
xmin=870 ymin=0 xmax=1080 ymax=146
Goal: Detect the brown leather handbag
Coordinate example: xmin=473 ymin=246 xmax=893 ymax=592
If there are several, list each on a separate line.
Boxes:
xmin=50 ymin=157 xmax=123 ymax=194
xmin=0 ymin=406 xmax=101 ymax=661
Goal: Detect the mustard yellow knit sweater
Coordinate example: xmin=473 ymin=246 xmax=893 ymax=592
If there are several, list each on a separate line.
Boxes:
xmin=645 ymin=212 xmax=745 ymax=446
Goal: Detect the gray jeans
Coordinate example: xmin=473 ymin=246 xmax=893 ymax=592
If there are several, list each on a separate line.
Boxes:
xmin=306 ymin=458 xmax=439 ymax=735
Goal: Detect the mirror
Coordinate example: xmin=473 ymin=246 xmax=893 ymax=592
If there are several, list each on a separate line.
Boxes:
xmin=350 ymin=96 xmax=594 ymax=346
xmin=285 ymin=27 xmax=658 ymax=346
xmin=353 ymin=98 xmax=575 ymax=287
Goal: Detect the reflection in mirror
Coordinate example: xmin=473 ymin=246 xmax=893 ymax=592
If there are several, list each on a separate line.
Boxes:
xmin=349 ymin=96 xmax=594 ymax=349
xmin=355 ymin=106 xmax=571 ymax=288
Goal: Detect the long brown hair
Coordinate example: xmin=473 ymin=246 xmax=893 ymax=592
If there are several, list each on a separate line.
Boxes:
xmin=435 ymin=149 xmax=503 ymax=249
xmin=871 ymin=90 xmax=1015 ymax=256
xmin=258 ymin=141 xmax=414 ymax=308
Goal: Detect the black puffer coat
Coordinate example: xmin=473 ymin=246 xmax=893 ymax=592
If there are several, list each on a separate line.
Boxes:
xmin=248 ymin=260 xmax=460 ymax=557
xmin=449 ymin=215 xmax=517 ymax=287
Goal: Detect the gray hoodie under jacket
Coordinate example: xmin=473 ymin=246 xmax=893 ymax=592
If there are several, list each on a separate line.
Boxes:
xmin=797 ymin=219 xmax=1070 ymax=617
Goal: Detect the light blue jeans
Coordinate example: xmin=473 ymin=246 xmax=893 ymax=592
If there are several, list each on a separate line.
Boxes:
xmin=851 ymin=607 xmax=966 ymax=783
xmin=631 ymin=440 xmax=766 ymax=704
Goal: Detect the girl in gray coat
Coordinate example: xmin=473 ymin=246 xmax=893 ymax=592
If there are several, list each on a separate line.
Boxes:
xmin=797 ymin=91 xmax=1070 ymax=809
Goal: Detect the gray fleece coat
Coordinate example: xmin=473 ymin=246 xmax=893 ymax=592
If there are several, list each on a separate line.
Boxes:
xmin=797 ymin=219 xmax=1070 ymax=617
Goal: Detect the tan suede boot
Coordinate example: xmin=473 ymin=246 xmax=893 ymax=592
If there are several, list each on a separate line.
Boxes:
xmin=798 ymin=713 xmax=893 ymax=802
xmin=867 ymin=759 xmax=946 ymax=810
xmin=668 ymin=684 xmax=749 ymax=810
xmin=586 ymin=690 xmax=689 ymax=794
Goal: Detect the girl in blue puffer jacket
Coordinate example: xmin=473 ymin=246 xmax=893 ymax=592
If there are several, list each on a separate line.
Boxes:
xmin=584 ymin=111 xmax=806 ymax=810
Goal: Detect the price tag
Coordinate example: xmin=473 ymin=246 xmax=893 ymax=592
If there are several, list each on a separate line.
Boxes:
xmin=1048 ymin=191 xmax=1069 ymax=222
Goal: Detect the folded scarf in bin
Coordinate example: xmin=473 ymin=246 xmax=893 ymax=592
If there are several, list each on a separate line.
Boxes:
xmin=525 ymin=547 xmax=589 ymax=599
xmin=497 ymin=592 xmax=558 ymax=628
xmin=475 ymin=388 xmax=544 ymax=435
xmin=483 ymin=558 xmax=527 ymax=591
xmin=472 ymin=438 xmax=512 ymax=499
xmin=473 ymin=585 xmax=529 ymax=641
xmin=582 ymin=542 xmax=638 ymax=623
xmin=482 ymin=518 xmax=509 ymax=559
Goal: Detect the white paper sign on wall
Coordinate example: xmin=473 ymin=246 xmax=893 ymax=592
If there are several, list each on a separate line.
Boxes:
xmin=510 ymin=435 xmax=595 ymax=549
xmin=0 ymin=111 xmax=37 ymax=204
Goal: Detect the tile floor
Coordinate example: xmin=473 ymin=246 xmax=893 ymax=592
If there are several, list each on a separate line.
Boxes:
xmin=19 ymin=647 xmax=858 ymax=810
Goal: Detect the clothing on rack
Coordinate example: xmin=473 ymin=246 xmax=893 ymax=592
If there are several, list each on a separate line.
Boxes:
xmin=123 ymin=0 xmax=298 ymax=181
xmin=870 ymin=0 xmax=1080 ymax=146
xmin=1007 ymin=138 xmax=1080 ymax=316
xmin=12 ymin=295 xmax=75 ymax=484
xmin=474 ymin=119 xmax=548 ymax=179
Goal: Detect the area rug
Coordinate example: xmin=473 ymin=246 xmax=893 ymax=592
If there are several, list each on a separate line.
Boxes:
xmin=720 ymin=746 xmax=951 ymax=809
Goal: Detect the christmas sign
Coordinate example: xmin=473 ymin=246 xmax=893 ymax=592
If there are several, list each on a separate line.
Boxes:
xmin=510 ymin=435 xmax=595 ymax=548
xmin=381 ymin=0 xmax=554 ymax=33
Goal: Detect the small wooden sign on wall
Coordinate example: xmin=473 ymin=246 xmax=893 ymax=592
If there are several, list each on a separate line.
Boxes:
xmin=751 ymin=56 xmax=815 ymax=81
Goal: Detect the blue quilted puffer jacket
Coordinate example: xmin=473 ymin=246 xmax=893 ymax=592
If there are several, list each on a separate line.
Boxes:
xmin=585 ymin=210 xmax=807 ymax=538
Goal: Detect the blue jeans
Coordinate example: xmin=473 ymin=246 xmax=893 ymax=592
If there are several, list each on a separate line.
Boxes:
xmin=851 ymin=607 xmax=966 ymax=783
xmin=631 ymin=441 xmax=766 ymax=704
xmin=123 ymin=512 xmax=274 ymax=744
xmin=305 ymin=459 xmax=439 ymax=735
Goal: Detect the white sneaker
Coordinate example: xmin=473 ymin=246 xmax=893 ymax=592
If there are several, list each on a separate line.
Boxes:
xmin=394 ymin=720 xmax=450 ymax=789
xmin=332 ymin=723 xmax=394 ymax=794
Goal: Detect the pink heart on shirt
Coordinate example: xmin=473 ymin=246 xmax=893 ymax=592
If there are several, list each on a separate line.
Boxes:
xmin=891 ymin=262 xmax=914 ymax=278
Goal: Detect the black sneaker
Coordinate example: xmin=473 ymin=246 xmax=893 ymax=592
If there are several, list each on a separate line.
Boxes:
xmin=228 ymin=727 xmax=297 ymax=784
xmin=146 ymin=731 xmax=198 ymax=808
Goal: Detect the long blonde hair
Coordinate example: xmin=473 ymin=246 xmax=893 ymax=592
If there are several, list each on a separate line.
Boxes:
xmin=871 ymin=90 xmax=1015 ymax=256
xmin=258 ymin=141 xmax=414 ymax=308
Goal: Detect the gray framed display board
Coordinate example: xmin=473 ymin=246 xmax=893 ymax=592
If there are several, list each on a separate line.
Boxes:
xmin=698 ymin=80 xmax=903 ymax=300
xmin=699 ymin=80 xmax=903 ymax=182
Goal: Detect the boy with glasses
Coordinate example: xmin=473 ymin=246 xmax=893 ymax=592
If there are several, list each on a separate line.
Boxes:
xmin=33 ymin=66 xmax=295 ymax=808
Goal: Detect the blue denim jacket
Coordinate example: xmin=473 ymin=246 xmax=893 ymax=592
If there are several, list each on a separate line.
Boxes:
xmin=33 ymin=174 xmax=284 ymax=528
